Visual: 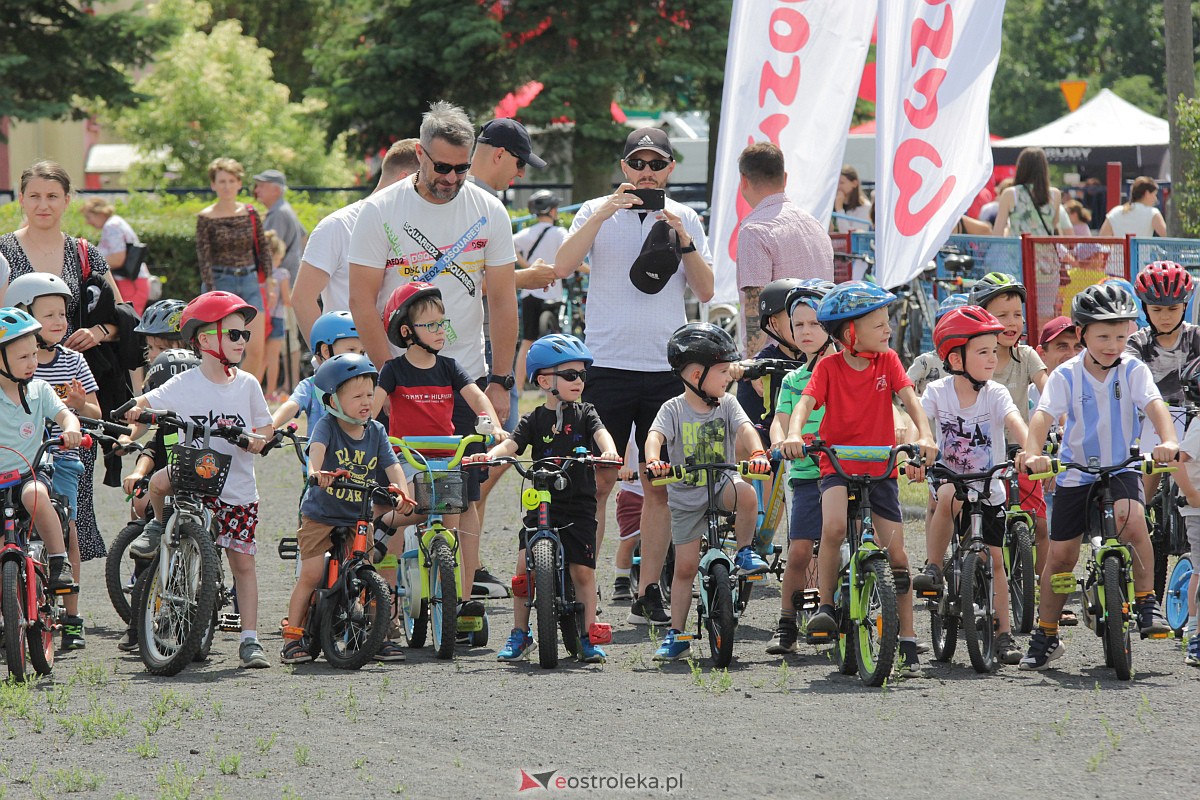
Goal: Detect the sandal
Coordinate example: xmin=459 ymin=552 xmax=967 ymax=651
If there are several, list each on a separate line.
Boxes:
xmin=375 ymin=641 xmax=406 ymax=662
xmin=1059 ymin=609 xmax=1079 ymax=627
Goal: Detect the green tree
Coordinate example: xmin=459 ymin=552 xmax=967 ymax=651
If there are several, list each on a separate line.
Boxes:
xmin=206 ymin=0 xmax=331 ymax=97
xmin=1174 ymin=95 xmax=1200 ymax=236
xmin=96 ymin=0 xmax=353 ymax=187
xmin=0 ymin=0 xmax=173 ymax=132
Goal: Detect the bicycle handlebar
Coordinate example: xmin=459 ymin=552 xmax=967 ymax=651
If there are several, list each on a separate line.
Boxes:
xmin=78 ymin=416 xmax=133 ymax=439
xmin=799 ymin=440 xmax=921 ymax=484
xmin=928 ymin=461 xmax=1013 ymax=488
xmin=389 ymin=434 xmax=492 ymax=471
xmin=739 ymin=358 xmax=805 ymax=380
xmin=470 ymin=453 xmax=622 ymax=481
xmin=117 ymin=407 xmax=264 ymax=448
xmin=649 ymin=461 xmax=770 ymax=486
xmin=306 ymin=470 xmax=413 ymax=509
xmin=1027 ymin=451 xmax=1177 ymax=481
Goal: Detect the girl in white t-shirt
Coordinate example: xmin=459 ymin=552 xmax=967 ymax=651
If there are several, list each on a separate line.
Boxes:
xmin=1099 ymin=176 xmax=1166 ymax=238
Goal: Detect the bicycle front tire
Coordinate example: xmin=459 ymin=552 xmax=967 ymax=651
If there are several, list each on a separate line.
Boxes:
xmin=532 ymin=538 xmax=559 ymax=668
xmin=319 ymin=568 xmax=391 ymax=670
xmin=430 ymin=538 xmax=458 ymax=660
xmin=855 ymin=558 xmax=898 ymax=687
xmin=1006 ymin=521 xmax=1036 ymax=634
xmin=706 ymin=561 xmax=736 ymax=668
xmin=136 ymin=521 xmax=219 ymax=676
xmin=930 ymin=555 xmax=959 ymax=663
xmin=1102 ymin=554 xmax=1133 ymax=681
xmin=2 ymin=559 xmax=29 ymax=681
xmin=961 ymin=551 xmax=996 ymax=673
xmin=105 ymin=519 xmax=146 ymax=624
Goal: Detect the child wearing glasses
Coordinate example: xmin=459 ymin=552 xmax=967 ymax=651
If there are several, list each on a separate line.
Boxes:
xmin=121 ymin=291 xmax=275 ymax=668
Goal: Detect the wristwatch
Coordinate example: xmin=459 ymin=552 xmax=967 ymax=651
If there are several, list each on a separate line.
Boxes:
xmin=488 ymin=373 xmax=516 ymax=390
xmin=679 ymin=239 xmax=697 ymax=254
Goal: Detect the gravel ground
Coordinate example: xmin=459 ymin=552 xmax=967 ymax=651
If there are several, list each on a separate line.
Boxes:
xmin=1 ymin=438 xmax=1197 ymax=800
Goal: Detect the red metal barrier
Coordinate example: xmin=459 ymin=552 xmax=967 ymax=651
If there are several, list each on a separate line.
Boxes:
xmin=1021 ymin=234 xmax=1131 ymax=338
xmin=830 ymin=232 xmax=853 ymax=283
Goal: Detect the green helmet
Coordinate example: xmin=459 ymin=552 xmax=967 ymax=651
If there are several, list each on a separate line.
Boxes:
xmin=968 ymin=272 xmax=1026 ymax=308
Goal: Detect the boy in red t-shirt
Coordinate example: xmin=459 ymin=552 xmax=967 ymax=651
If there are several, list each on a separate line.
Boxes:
xmin=779 ymin=281 xmax=937 ymax=675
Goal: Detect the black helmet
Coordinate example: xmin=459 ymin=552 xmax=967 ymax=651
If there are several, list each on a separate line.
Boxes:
xmin=143 ymin=348 xmax=200 ymax=392
xmin=667 ymin=323 xmax=739 ymax=408
xmin=528 ymin=190 xmax=562 ymax=217
xmin=1071 ymin=283 xmax=1140 ymax=329
xmin=758 ymin=279 xmax=804 ymax=333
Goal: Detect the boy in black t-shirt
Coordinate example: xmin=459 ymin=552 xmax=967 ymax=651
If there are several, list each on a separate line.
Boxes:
xmin=467 ymin=334 xmax=619 ymax=664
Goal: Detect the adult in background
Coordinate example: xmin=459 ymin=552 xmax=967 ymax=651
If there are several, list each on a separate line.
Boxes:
xmin=253 ymin=169 xmax=307 ymax=390
xmin=555 ymin=126 xmax=714 ymax=627
xmin=831 ymin=164 xmax=872 ymax=233
xmin=1099 ymin=176 xmax=1167 ymax=238
xmin=514 ymin=190 xmax=568 ymax=384
xmin=348 ymin=100 xmax=518 ymax=608
xmin=735 ymin=142 xmax=833 ymax=357
xmin=0 ymin=160 xmax=123 ymax=561
xmin=991 ymin=147 xmax=1065 ymax=236
xmin=81 ymin=197 xmax=150 ymax=314
xmin=292 ymin=140 xmax=420 ymax=341
xmin=195 ymin=157 xmax=268 ymax=377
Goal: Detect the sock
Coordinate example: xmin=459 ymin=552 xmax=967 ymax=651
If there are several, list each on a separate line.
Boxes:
xmin=614 ymin=567 xmax=631 ymax=578
xmin=900 ymin=636 xmax=916 ymax=643
xmin=1039 ymin=620 xmax=1059 ymax=638
xmin=49 ymin=552 xmax=67 ymax=561
xmin=1135 ymin=591 xmax=1154 ymax=606
xmin=240 ymin=629 xmax=257 ymax=643
xmin=780 ymin=608 xmax=797 ymax=621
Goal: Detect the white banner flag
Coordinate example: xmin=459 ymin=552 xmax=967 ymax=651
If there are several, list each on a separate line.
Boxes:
xmin=709 ymin=0 xmax=875 ymax=304
xmin=874 ymin=0 xmax=1005 ymax=289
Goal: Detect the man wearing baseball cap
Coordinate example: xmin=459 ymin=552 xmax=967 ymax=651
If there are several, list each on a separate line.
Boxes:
xmin=1036 ymin=316 xmax=1082 ymax=378
xmin=554 ymin=125 xmax=714 ymax=627
xmin=252 ymin=168 xmax=306 ymax=284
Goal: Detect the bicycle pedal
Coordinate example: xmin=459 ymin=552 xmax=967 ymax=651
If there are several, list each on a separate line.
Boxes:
xmin=1050 ymin=572 xmax=1076 ymax=595
xmin=218 ymin=613 xmax=242 ymax=632
xmin=917 ymin=589 xmax=940 ymax=599
xmin=1142 ymin=631 xmax=1170 ymax=640
xmin=277 ymin=537 xmax=299 ymax=560
xmin=52 ymin=584 xmax=79 ymax=596
xmin=744 ymin=574 xmax=765 ymax=582
xmin=458 ymin=616 xmax=484 ymax=633
xmin=806 ymin=631 xmax=833 ymax=643
xmin=672 ymin=633 xmax=695 ymax=642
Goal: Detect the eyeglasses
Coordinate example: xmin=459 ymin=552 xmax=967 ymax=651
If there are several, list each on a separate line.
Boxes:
xmin=203 ymin=328 xmax=252 ymax=342
xmin=411 ymin=319 xmax=450 ymax=333
xmin=550 ymin=368 xmax=587 ymax=383
xmin=427 ymin=159 xmax=471 ymax=175
xmin=504 ymin=149 xmax=527 ymax=170
xmin=625 ymin=158 xmax=671 ymax=172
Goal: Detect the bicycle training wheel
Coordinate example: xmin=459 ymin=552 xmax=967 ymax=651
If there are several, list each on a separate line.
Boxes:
xmin=319 ymin=568 xmax=391 ymax=669
xmin=1006 ymin=521 xmax=1036 ymax=634
xmin=2 ymin=559 xmax=30 ymax=681
xmin=706 ymin=561 xmax=736 ymax=668
xmin=961 ymin=551 xmax=996 ymax=673
xmin=1102 ymin=554 xmax=1133 ymax=681
xmin=532 ymin=538 xmax=559 ymax=668
xmin=429 ymin=538 xmax=458 ymax=660
xmin=400 ymin=554 xmax=427 ymax=648
xmin=854 ymin=557 xmax=898 ymax=686
xmin=1165 ymin=556 xmax=1193 ymax=636
xmin=135 ymin=521 xmax=219 ymax=676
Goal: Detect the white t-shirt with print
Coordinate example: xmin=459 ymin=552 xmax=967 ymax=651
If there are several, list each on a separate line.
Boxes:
xmin=922 ymin=377 xmax=1018 ymax=501
xmin=347 ymin=178 xmax=517 ymax=379
xmin=143 ymin=369 xmax=272 ymax=505
xmin=301 ymin=199 xmax=365 ymax=318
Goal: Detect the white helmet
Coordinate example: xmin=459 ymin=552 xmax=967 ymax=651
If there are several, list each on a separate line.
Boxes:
xmin=6 ymin=273 xmax=73 ymax=310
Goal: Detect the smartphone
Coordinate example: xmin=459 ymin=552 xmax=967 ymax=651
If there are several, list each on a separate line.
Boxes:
xmin=624 ymin=188 xmax=665 ymax=211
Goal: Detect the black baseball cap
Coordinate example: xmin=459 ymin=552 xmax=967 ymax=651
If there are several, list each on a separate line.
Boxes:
xmin=476 ymin=118 xmax=546 ymax=169
xmin=623 ymin=127 xmax=673 ymax=160
xmin=629 ymin=221 xmax=681 ymax=295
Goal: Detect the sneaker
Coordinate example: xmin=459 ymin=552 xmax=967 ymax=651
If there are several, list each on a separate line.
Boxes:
xmin=734 ymin=546 xmax=769 ymax=575
xmin=497 ymin=628 xmax=535 ymax=662
xmin=766 ymin=618 xmax=799 ymax=654
xmin=652 ymin=629 xmax=692 ymax=662
xmin=611 ymin=576 xmax=633 ymax=603
xmin=60 ymin=615 xmax=85 ymax=650
xmin=896 ymin=640 xmax=927 ymax=677
xmin=117 ymin=628 xmax=139 ymax=653
xmin=239 ymin=638 xmax=271 ymax=669
xmin=912 ymin=562 xmax=943 ymax=596
xmin=807 ymin=605 xmax=838 ymax=636
xmin=1186 ymin=637 xmax=1200 ymax=667
xmin=996 ymin=631 xmax=1023 ymax=665
xmin=457 ymin=599 xmax=486 ymax=618
xmin=579 ymin=634 xmax=606 ymax=664
xmin=279 ymin=638 xmax=313 ymax=664
xmin=915 ymin=641 xmax=931 ymax=655
xmin=1135 ymin=598 xmax=1171 ymax=638
xmin=472 ymin=567 xmax=510 ymax=599
xmin=129 ymin=519 xmax=166 ymax=560
xmin=47 ymin=556 xmax=74 ymax=591
xmin=628 ymin=584 xmax=670 ymax=626
xmin=1019 ymin=629 xmax=1065 ymax=671
xmin=374 ymin=641 xmax=406 ymax=662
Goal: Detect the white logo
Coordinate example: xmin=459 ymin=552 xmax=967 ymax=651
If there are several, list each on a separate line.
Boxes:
xmin=636 ymin=135 xmax=656 ymax=148
xmin=19 ymin=421 xmax=34 ymax=440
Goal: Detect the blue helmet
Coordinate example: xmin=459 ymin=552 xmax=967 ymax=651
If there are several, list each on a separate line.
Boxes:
xmin=310 ymin=311 xmax=359 ymax=356
xmin=786 ymin=279 xmax=837 ymax=314
xmin=935 ymin=293 xmax=969 ymax=323
xmin=817 ymin=281 xmax=896 ymax=327
xmin=526 ymin=334 xmax=593 ymax=380
xmin=314 ymin=353 xmax=378 ymax=424
xmin=0 ymin=307 xmax=42 ymax=347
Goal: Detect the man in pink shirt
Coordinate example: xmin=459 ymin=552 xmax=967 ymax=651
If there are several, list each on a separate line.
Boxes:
xmin=736 ymin=143 xmax=834 ymax=354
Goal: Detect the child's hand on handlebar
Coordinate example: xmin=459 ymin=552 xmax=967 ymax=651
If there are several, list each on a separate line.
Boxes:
xmin=390 ymin=486 xmax=415 ymax=515
xmin=462 ymin=453 xmax=490 ymax=466
xmin=617 ymin=464 xmax=637 ymax=481
xmin=60 ymin=429 xmax=82 ymax=449
xmin=904 ymin=461 xmax=925 ymax=482
xmin=747 ymin=449 xmax=771 ymax=475
xmin=727 ymin=361 xmax=746 ymax=382
xmin=1019 ymin=452 xmax=1050 ymax=476
xmin=645 ymin=459 xmax=671 ymax=478
xmin=916 ymin=438 xmax=938 ymax=466
xmin=778 ymin=435 xmax=806 ymax=461
xmin=122 ymin=469 xmax=147 ymax=496
xmin=313 ymin=470 xmax=337 ymax=489
xmin=598 ymin=450 xmax=621 ymax=464
xmin=1152 ymin=441 xmax=1179 ymax=464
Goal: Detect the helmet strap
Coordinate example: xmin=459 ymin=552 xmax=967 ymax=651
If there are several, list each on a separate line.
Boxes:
xmin=1150 ymin=317 xmax=1183 ymax=338
xmin=401 ymin=323 xmax=440 ymax=356
xmin=944 ymin=347 xmax=987 ymax=392
xmin=680 ymin=365 xmax=721 ymax=408
xmin=0 ymin=347 xmax=32 ymax=414
xmin=197 ymin=321 xmax=237 ymax=376
xmin=327 ymin=392 xmax=367 ymax=425
xmin=1080 ymin=329 xmax=1122 ymax=371
xmin=843 ymin=321 xmax=881 ymax=361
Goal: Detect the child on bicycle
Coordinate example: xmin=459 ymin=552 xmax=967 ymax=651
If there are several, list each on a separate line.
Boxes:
xmin=765 ymin=280 xmax=837 ymax=655
xmin=646 ymin=323 xmax=772 ymax=662
xmin=778 ymin=281 xmax=937 ymax=675
xmin=281 ymin=353 xmax=415 ymax=664
xmin=1018 ymin=283 xmax=1175 ymax=671
xmin=469 ymin=334 xmax=619 ymax=664
xmin=134 ymin=299 xmax=187 ymax=365
xmin=122 ymin=291 xmax=275 ymax=669
xmin=0 ymin=307 xmax=81 ymax=592
xmin=733 ymin=277 xmax=810 ymax=442
xmin=907 ymin=293 xmax=969 ymax=396
xmin=7 ymin=274 xmax=102 ymax=650
xmin=912 ymin=306 xmax=1028 ymax=666
xmin=272 ymin=310 xmax=364 ymax=432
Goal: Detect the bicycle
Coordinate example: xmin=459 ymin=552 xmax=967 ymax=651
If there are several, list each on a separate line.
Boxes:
xmin=1000 ymin=454 xmax=1037 ymax=634
xmin=650 ymin=459 xmax=768 ymax=668
xmin=1146 ymin=404 xmax=1196 ymax=601
xmin=1165 ymin=551 xmax=1193 ymax=637
xmin=1030 ymin=450 xmax=1175 ymax=681
xmin=800 ymin=440 xmax=920 ymax=686
xmin=471 ymin=448 xmax=621 ymax=667
xmin=389 ymin=433 xmax=489 ymax=659
xmin=293 ymin=470 xmax=409 ymax=668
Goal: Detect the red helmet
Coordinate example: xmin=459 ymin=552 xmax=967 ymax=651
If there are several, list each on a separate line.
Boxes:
xmin=179 ymin=291 xmax=257 ymax=341
xmin=934 ymin=306 xmax=1006 ymax=362
xmin=384 ymin=282 xmax=442 ymax=347
xmin=1134 ymin=261 xmax=1194 ymax=305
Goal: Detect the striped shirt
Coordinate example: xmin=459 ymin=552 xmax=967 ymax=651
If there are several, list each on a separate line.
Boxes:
xmin=35 ymin=346 xmax=98 ymax=462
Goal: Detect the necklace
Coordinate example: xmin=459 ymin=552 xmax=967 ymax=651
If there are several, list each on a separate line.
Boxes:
xmin=19 ymin=230 xmax=63 ymax=263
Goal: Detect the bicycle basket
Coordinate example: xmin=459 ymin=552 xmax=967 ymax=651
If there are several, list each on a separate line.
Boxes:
xmin=167 ymin=444 xmax=232 ymax=497
xmin=412 ymin=469 xmax=467 ymax=515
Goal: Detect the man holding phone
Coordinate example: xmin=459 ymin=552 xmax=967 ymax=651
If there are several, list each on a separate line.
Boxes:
xmin=556 ymin=127 xmax=714 ymax=627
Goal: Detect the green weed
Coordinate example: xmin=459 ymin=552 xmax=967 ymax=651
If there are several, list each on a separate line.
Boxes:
xmin=217 ymin=753 xmax=241 ymax=776
xmin=282 ymin=786 xmax=303 ymax=800
xmin=58 ymin=699 xmax=132 ymax=743
xmin=294 ymin=745 xmax=311 ymax=767
xmin=46 ymin=767 xmax=103 ymax=793
xmin=344 ymin=685 xmax=360 ymax=723
xmin=775 ymin=660 xmax=791 ymax=693
xmin=157 ymin=762 xmax=201 ymax=800
xmin=68 ymin=660 xmax=107 ymax=687
xmin=353 ymin=757 xmax=367 ymax=770
xmin=1051 ymin=711 xmax=1070 ymax=737
xmin=133 ymin=736 xmax=159 ymax=759
xmin=255 ymin=731 xmax=278 ymax=755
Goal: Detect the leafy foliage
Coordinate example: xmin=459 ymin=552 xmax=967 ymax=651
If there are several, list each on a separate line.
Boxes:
xmin=1173 ymin=96 xmax=1200 ymax=237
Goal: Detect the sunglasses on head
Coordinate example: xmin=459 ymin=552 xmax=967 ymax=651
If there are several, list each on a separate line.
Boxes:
xmin=428 ymin=159 xmax=471 ymax=175
xmin=204 ymin=328 xmax=252 ymax=343
xmin=550 ymin=368 xmax=587 ymax=383
xmin=625 ymin=158 xmax=671 ymax=172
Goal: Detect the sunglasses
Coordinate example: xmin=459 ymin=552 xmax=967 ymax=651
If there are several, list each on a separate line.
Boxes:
xmin=428 ymin=160 xmax=470 ymax=175
xmin=411 ymin=319 xmax=450 ymax=332
xmin=504 ymin=149 xmax=527 ymax=170
xmin=625 ymin=158 xmax=671 ymax=172
xmin=550 ymin=368 xmax=587 ymax=383
xmin=204 ymin=328 xmax=252 ymax=342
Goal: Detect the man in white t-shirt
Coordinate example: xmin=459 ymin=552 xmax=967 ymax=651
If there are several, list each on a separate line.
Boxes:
xmin=555 ymin=126 xmax=715 ymax=628
xmin=513 ymin=190 xmax=567 ymax=382
xmin=291 ymin=140 xmax=420 ymax=343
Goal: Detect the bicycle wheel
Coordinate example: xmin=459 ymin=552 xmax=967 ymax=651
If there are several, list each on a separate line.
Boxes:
xmin=961 ymin=551 xmax=996 ymax=673
xmin=560 ymin=569 xmax=583 ymax=658
xmin=1149 ymin=493 xmax=1169 ymax=601
xmin=930 ymin=555 xmax=958 ymax=662
xmin=429 ymin=538 xmax=458 ymax=660
xmin=1006 ymin=520 xmax=1036 ymax=634
xmin=1102 ymin=554 xmax=1132 ymax=681
xmin=2 ymin=559 xmax=29 ymax=681
xmin=706 ymin=561 xmax=736 ymax=668
xmin=400 ymin=553 xmax=427 ymax=648
xmin=25 ymin=563 xmax=54 ymax=677
xmin=531 ymin=538 xmax=559 ymax=668
xmin=136 ymin=521 xmax=219 ymax=676
xmin=105 ymin=519 xmax=146 ymax=624
xmin=854 ymin=557 xmax=898 ymax=687
xmin=319 ymin=568 xmax=391 ymax=669
xmin=629 ymin=542 xmax=673 ymax=603
xmin=1165 ymin=555 xmax=1194 ymax=635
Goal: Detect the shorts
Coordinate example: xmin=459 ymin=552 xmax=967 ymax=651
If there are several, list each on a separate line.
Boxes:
xmin=207 ymin=498 xmax=260 ymax=555
xmin=669 ymin=474 xmax=738 ymax=547
xmin=1184 ymin=515 xmax=1200 ymax=565
xmin=616 ymin=489 xmax=644 ymax=541
xmin=296 ymin=515 xmax=343 ymax=561
xmin=583 ymin=367 xmax=682 ymax=460
xmin=1050 ymin=473 xmax=1142 ymax=542
xmin=960 ymin=503 xmax=1006 ymax=548
xmin=210 ymin=268 xmax=265 ymax=312
xmin=267 ymin=316 xmax=286 ymax=340
xmin=50 ymin=457 xmax=85 ymax=521
xmin=518 ymin=508 xmax=597 ymax=568
xmin=819 ymin=474 xmax=902 ymax=524
xmin=788 ymin=478 xmax=822 ymax=541
xmin=521 ymin=295 xmax=560 ymax=342
xmin=1016 ymin=473 xmax=1047 ymax=520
